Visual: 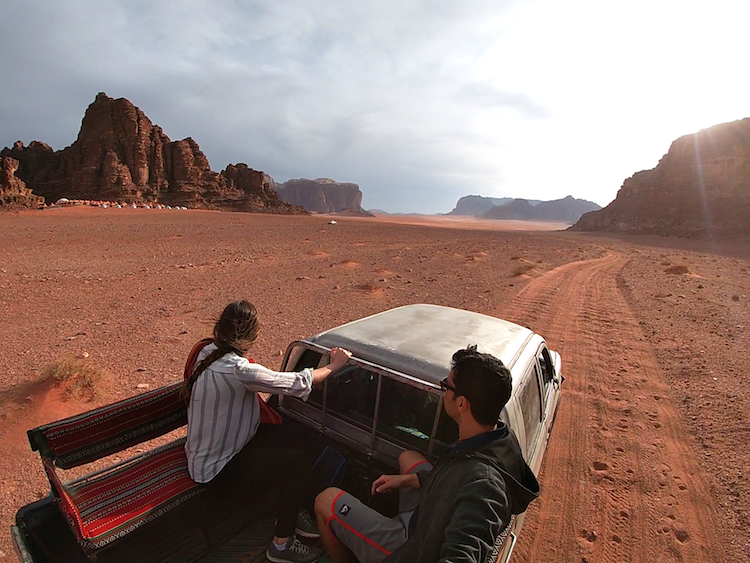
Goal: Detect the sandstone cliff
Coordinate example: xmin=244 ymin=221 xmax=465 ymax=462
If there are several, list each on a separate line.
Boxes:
xmin=571 ymin=119 xmax=750 ymax=237
xmin=0 ymin=157 xmax=44 ymax=209
xmin=276 ymin=178 xmax=368 ymax=214
xmin=219 ymin=163 xmax=299 ymax=212
xmin=1 ymin=93 xmax=304 ymax=214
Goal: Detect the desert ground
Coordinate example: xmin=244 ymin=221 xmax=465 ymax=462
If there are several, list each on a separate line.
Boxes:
xmin=0 ymin=207 xmax=747 ymax=562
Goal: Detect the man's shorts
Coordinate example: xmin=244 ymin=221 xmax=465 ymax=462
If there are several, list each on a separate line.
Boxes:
xmin=327 ymin=460 xmax=433 ymax=563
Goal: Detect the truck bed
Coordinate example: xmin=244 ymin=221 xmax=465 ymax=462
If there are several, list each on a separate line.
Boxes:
xmin=14 ymin=427 xmax=397 ymax=563
xmin=15 ymin=487 xmax=288 ymax=562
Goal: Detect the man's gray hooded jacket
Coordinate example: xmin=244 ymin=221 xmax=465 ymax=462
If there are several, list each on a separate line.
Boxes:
xmin=384 ymin=425 xmax=540 ymax=563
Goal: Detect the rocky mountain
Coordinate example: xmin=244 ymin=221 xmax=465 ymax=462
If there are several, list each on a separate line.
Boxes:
xmin=276 ymin=178 xmax=369 ymax=214
xmin=571 ymin=118 xmax=750 ymax=237
xmin=481 ymin=195 xmax=600 ymax=223
xmin=482 ymin=199 xmax=537 ymax=220
xmin=534 ymin=196 xmax=601 ymax=222
xmin=448 ymin=195 xmax=514 ymax=215
xmin=1 ymin=93 xmax=304 ymax=214
xmin=0 ymin=157 xmax=44 ymax=209
xmin=219 ymin=163 xmax=292 ymax=212
xmin=447 ymin=195 xmax=545 ymax=216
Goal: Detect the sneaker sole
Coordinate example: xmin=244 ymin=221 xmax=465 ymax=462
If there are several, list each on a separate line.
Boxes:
xmin=266 ymin=551 xmax=321 ymax=563
xmin=295 ymin=528 xmax=321 ymax=539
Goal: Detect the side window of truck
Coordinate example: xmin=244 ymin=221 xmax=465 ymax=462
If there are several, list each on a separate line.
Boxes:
xmin=517 ymin=363 xmax=543 ymax=458
xmin=538 ymin=346 xmax=555 ymax=397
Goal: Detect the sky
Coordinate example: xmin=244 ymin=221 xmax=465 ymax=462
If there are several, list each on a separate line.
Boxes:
xmin=2 ymin=1 xmax=749 ymax=213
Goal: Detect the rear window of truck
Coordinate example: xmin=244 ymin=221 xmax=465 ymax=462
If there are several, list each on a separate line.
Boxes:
xmin=294 ymin=350 xmax=458 ymax=453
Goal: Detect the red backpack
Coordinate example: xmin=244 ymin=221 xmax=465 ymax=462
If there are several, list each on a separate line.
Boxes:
xmin=183 ymin=338 xmax=283 ymax=425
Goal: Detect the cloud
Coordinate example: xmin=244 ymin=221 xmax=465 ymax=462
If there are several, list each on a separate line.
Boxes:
xmin=3 ymin=0 xmax=750 ymax=212
xmin=0 ymin=0 xmax=548 ymax=212
xmin=454 ymin=84 xmax=549 ymax=117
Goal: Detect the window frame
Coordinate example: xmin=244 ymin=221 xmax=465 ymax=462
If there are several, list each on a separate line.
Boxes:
xmin=279 ymin=341 xmax=449 ymax=462
xmin=517 ymin=360 xmax=544 ymax=459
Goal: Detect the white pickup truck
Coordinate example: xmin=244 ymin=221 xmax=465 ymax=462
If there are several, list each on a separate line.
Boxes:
xmin=12 ymin=304 xmax=562 ymax=563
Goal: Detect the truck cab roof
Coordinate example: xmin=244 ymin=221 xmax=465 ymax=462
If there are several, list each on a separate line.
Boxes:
xmin=310 ymin=304 xmax=535 ymax=385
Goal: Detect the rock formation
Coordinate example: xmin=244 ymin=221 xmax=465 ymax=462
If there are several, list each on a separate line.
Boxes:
xmin=447 ymin=195 xmax=515 ymax=216
xmin=481 ymin=196 xmax=600 ymax=223
xmin=533 ymin=196 xmax=601 ymax=223
xmin=0 ymin=157 xmax=44 ymax=209
xmin=482 ymin=199 xmax=537 ymax=220
xmin=219 ymin=163 xmax=298 ymax=212
xmin=1 ymin=93 xmax=304 ymax=213
xmin=571 ymin=118 xmax=750 ymax=237
xmin=276 ymin=178 xmax=368 ymax=214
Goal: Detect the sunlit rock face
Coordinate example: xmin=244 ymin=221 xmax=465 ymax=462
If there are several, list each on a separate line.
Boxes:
xmin=571 ymin=118 xmax=750 ymax=237
xmin=0 ymin=156 xmax=44 ymax=208
xmin=1 ymin=93 xmax=305 ymax=213
xmin=219 ymin=163 xmax=302 ymax=212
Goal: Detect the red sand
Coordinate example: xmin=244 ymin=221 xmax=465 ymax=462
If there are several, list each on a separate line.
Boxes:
xmin=0 ymin=207 xmax=747 ymax=562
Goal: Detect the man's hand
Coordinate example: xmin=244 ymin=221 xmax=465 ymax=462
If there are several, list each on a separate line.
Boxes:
xmin=371 ymin=473 xmax=419 ymax=495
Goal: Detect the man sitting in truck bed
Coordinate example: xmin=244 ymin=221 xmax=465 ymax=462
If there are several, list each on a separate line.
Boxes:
xmin=314 ymin=345 xmax=540 ymax=563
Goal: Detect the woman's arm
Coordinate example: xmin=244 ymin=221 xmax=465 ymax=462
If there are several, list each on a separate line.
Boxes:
xmin=311 ymin=347 xmax=352 ymax=384
xmin=234 ymin=347 xmax=352 ymax=398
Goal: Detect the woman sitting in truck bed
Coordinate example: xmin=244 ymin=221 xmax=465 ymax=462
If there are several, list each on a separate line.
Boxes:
xmin=183 ymin=299 xmax=351 ymax=563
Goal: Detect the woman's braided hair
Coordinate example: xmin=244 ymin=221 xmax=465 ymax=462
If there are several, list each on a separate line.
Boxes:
xmin=182 ymin=300 xmax=260 ymax=401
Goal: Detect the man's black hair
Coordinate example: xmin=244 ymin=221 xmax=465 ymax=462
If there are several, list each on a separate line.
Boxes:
xmin=451 ymin=345 xmax=512 ymax=425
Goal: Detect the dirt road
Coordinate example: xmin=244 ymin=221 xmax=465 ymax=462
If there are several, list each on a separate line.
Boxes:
xmin=501 ymin=251 xmax=725 ymax=562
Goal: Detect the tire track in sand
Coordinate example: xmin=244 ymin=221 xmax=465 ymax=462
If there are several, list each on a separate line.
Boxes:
xmin=498 ymin=250 xmax=725 ymax=563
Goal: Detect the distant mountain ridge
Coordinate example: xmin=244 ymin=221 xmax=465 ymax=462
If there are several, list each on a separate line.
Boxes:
xmin=571 ymin=118 xmax=750 ymax=237
xmin=450 ymin=194 xmax=600 ymax=223
xmin=448 ymin=195 xmax=542 ymax=216
xmin=534 ymin=196 xmax=602 ymax=223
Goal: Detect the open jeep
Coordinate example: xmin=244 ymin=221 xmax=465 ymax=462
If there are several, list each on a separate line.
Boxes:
xmin=11 ymin=304 xmax=562 ymax=563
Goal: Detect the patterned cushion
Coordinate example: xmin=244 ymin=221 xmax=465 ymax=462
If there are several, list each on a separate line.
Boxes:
xmin=50 ymin=439 xmax=203 ymax=551
xmin=34 ymin=383 xmax=187 ymax=469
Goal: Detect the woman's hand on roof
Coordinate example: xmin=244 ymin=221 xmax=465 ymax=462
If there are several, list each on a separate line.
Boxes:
xmin=329 ymin=347 xmax=352 ymax=371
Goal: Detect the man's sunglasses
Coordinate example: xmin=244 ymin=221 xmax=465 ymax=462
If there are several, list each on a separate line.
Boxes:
xmin=440 ymin=377 xmax=458 ymax=394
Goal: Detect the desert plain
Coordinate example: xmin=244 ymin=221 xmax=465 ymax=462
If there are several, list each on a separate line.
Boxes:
xmin=0 ymin=207 xmax=747 ymax=563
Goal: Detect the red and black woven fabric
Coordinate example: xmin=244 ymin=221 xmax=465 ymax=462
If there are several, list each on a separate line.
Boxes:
xmin=49 ymin=439 xmax=203 ymax=551
xmin=31 ymin=383 xmax=187 ymax=469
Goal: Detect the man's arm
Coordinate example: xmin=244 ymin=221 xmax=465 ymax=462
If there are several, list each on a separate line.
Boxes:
xmin=437 ymin=472 xmax=511 ymax=563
